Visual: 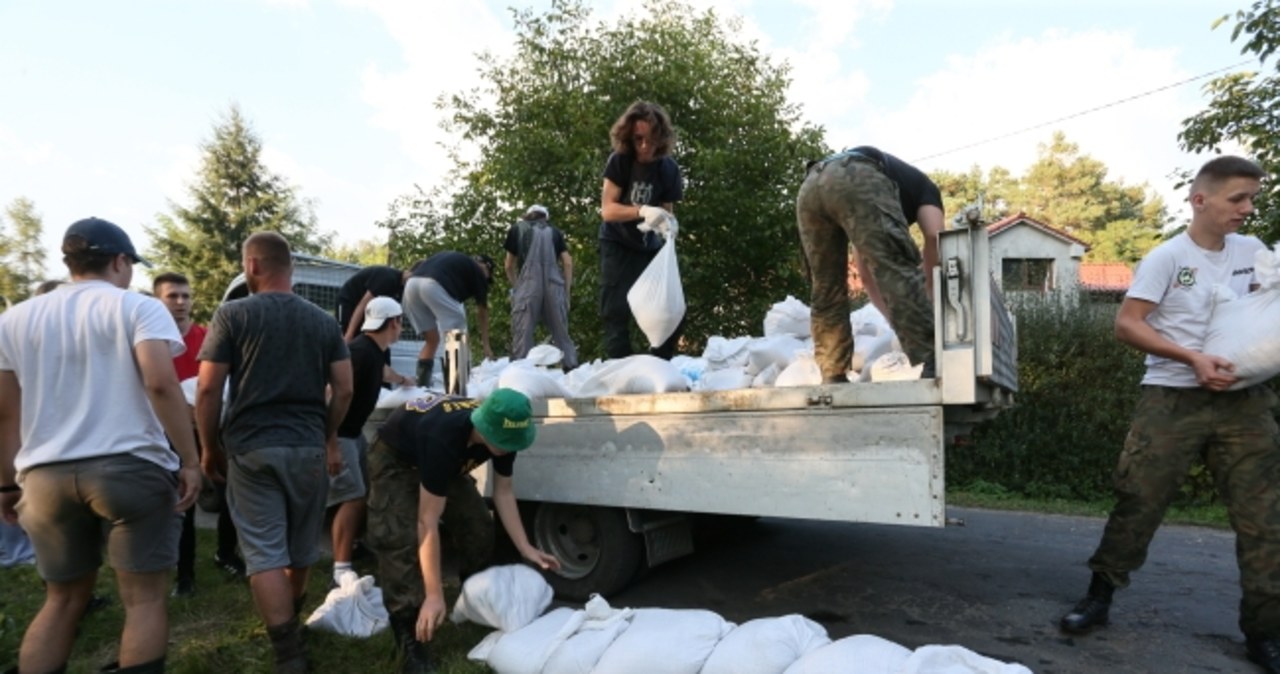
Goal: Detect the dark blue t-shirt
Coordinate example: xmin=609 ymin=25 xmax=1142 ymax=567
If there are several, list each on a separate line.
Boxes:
xmin=599 ymin=152 xmax=684 ymax=251
xmin=410 ymin=251 xmax=491 ymax=307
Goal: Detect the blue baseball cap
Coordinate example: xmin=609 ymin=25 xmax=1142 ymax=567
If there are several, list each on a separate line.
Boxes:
xmin=64 ymin=217 xmax=150 ymax=267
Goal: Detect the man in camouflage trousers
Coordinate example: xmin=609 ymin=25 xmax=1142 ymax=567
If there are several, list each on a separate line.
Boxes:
xmin=795 ymin=146 xmax=943 ymax=382
xmin=366 ymin=389 xmax=558 ymax=674
xmin=1058 ymin=156 xmax=1280 ymax=673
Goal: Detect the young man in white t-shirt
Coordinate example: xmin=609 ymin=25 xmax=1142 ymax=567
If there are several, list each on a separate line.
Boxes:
xmin=0 ymin=218 xmax=201 ymax=674
xmin=1058 ymin=156 xmax=1280 ymax=672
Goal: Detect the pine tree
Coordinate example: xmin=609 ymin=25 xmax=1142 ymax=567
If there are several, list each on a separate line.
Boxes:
xmin=147 ymin=105 xmax=331 ymax=322
xmin=0 ymin=197 xmax=47 ymax=306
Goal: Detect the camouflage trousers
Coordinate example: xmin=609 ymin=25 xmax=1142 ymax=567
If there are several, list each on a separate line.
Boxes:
xmin=364 ymin=439 xmax=495 ymax=618
xmin=1089 ymin=385 xmax=1280 ymax=638
xmin=795 ymin=154 xmax=934 ymax=378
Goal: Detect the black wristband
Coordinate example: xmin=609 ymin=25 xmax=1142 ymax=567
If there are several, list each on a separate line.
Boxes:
xmin=0 ymin=484 xmax=20 ymax=493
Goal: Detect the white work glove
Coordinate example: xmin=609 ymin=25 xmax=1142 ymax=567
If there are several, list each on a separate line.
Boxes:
xmin=637 ymin=205 xmax=672 ymax=235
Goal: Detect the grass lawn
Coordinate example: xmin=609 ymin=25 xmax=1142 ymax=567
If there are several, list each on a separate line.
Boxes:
xmin=0 ymin=528 xmax=496 ymax=674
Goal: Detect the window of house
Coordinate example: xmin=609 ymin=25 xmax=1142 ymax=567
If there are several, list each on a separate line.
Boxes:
xmin=1002 ymin=258 xmax=1054 ymax=292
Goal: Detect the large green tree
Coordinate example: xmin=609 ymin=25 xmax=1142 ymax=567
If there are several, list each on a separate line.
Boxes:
xmin=1180 ymin=1 xmax=1280 ymax=243
xmin=386 ymin=0 xmax=828 ymax=359
xmin=147 ymin=105 xmax=330 ymax=322
xmin=0 ymin=197 xmax=48 ymax=306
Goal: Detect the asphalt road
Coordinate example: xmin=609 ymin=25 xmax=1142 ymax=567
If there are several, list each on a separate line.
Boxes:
xmin=605 ymin=507 xmax=1253 ymax=674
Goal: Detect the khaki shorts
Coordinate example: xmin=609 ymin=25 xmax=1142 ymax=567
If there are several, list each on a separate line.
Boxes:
xmin=18 ymin=454 xmax=180 ymax=582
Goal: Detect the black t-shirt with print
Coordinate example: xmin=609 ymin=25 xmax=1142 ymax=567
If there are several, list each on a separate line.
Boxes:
xmin=599 ymin=152 xmax=683 ymax=251
xmin=377 ymin=393 xmax=516 ymax=497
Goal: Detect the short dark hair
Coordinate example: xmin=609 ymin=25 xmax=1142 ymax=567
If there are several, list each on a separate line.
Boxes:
xmin=152 ymin=271 xmax=190 ymax=293
xmin=476 ymin=254 xmax=496 ymax=279
xmin=1192 ymin=155 xmax=1265 ymax=195
xmin=610 ymin=101 xmax=676 ymax=157
xmin=62 ymin=236 xmax=115 ymax=276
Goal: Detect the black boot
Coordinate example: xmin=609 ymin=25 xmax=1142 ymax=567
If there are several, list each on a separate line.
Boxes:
xmin=1248 ymin=637 xmax=1280 ymax=673
xmin=266 ymin=616 xmax=308 ymax=674
xmin=1060 ymin=572 xmax=1115 ymax=634
xmin=416 ymin=359 xmax=433 ymax=389
xmin=390 ymin=613 xmax=435 ymax=674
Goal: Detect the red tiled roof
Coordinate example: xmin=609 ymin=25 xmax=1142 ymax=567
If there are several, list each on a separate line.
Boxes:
xmin=986 ymin=212 xmax=1090 ymax=248
xmin=1079 ymin=263 xmax=1133 ymax=291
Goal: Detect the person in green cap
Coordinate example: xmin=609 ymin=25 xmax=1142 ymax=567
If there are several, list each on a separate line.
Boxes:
xmin=366 ymin=387 xmax=559 ymax=673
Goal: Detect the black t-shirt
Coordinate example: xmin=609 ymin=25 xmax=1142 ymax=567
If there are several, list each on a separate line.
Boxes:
xmin=377 ymin=393 xmax=516 ymax=497
xmin=599 ymin=152 xmax=684 ymax=251
xmin=504 ymin=220 xmax=568 ymax=270
xmin=339 ymin=334 xmax=388 ymax=439
xmin=338 ymin=265 xmax=403 ymax=307
xmin=409 ymin=252 xmax=490 ymax=307
xmin=848 ymin=146 xmax=943 ymax=224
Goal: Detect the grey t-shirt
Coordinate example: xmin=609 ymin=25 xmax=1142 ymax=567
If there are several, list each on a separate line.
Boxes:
xmin=200 ymin=292 xmax=350 ymax=453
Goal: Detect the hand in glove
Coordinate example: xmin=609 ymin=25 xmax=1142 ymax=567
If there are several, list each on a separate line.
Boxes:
xmin=637 ymin=205 xmax=672 ymax=234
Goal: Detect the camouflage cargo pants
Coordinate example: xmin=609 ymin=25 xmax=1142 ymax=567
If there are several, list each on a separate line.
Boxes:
xmin=795 ymin=154 xmax=934 ymax=379
xmin=1089 ymin=385 xmax=1280 ymax=638
xmin=365 ymin=439 xmax=496 ymax=618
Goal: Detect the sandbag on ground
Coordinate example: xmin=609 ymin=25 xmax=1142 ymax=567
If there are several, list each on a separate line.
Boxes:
xmin=451 ymin=564 xmax=553 ymax=633
xmin=902 ymin=644 xmax=1034 ymax=674
xmin=592 ymin=608 xmax=734 ymax=674
xmin=701 ymin=614 xmax=830 ymax=674
xmin=783 ymin=634 xmax=911 ymax=674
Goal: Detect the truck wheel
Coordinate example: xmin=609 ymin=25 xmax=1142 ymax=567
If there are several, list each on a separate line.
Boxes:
xmin=532 ymin=504 xmax=643 ymax=601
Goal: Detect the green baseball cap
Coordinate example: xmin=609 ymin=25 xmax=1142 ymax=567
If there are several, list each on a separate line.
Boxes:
xmin=471 ymin=388 xmax=536 ymax=452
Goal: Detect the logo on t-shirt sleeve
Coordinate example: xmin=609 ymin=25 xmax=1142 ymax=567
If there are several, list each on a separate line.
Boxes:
xmin=1175 ymin=266 xmax=1197 ymax=289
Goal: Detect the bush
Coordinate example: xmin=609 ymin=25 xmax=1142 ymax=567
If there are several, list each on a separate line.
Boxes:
xmin=948 ymin=293 xmax=1220 ymax=504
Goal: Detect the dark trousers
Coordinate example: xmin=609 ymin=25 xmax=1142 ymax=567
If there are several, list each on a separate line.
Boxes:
xmin=598 ymin=238 xmax=684 ymax=360
xmin=177 ymin=482 xmax=239 ymax=580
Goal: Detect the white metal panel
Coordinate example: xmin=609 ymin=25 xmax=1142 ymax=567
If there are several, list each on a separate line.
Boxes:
xmin=490 ymin=406 xmax=945 ymax=527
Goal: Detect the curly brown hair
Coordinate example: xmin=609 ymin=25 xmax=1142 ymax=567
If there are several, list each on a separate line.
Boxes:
xmin=609 ymin=101 xmax=676 ymax=157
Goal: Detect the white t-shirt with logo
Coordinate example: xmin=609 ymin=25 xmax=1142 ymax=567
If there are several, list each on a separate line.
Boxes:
xmin=1127 ymin=232 xmax=1265 ymax=387
xmin=0 ymin=280 xmax=184 ymax=480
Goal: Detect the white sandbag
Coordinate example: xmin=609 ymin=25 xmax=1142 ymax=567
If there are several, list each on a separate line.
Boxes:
xmin=752 ymin=362 xmax=780 ymax=388
xmin=376 ymin=385 xmax=431 ymax=410
xmin=701 ymin=615 xmax=831 ymax=674
xmin=783 ymin=634 xmax=911 ymax=674
xmin=764 ymin=296 xmax=812 ymax=338
xmin=697 ymin=366 xmax=753 ymax=391
xmin=562 ymin=359 xmax=603 ymax=395
xmin=850 ymin=303 xmax=892 ymax=338
xmin=868 ymin=351 xmax=924 ymax=382
xmin=627 ymin=232 xmax=686 ymax=347
xmin=670 ymin=355 xmax=708 ymax=386
xmin=1203 ymin=283 xmax=1280 ymax=390
xmin=499 ymin=363 xmax=570 ymax=400
xmin=746 ymin=335 xmax=809 ymax=376
xmin=902 ymin=645 xmax=1034 ymax=674
xmin=541 ymin=594 xmax=635 ymax=674
xmin=702 ymin=336 xmax=752 ymax=370
xmin=775 ymin=353 xmax=822 ymax=387
xmin=304 ymin=572 xmax=390 ymax=637
xmin=525 ymin=344 xmax=566 ymax=367
xmin=571 ymin=355 xmax=690 ymax=398
xmin=592 ymin=608 xmax=734 ymax=674
xmin=471 ymin=606 xmax=579 ymax=674
xmin=451 ymin=564 xmax=553 ymax=633
xmin=466 ymin=357 xmax=509 ymax=400
xmin=850 ymin=328 xmax=896 ymax=375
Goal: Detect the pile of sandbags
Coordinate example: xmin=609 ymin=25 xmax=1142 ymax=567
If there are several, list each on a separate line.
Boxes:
xmin=455 ymin=566 xmax=1033 ymax=674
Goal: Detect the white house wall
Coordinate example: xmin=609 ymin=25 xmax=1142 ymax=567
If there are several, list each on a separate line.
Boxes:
xmin=989 ymin=225 xmax=1083 ymax=292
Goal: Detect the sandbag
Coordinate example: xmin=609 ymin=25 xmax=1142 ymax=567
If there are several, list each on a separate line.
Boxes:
xmin=592 ymin=608 xmax=734 ymax=674
xmin=525 ymin=344 xmax=566 ymax=367
xmin=764 ymin=296 xmax=812 ymax=338
xmin=775 ymin=353 xmax=822 ymax=388
xmin=1204 ymin=284 xmax=1280 ymax=390
xmin=541 ymin=594 xmax=635 ymax=674
xmin=702 ymin=336 xmax=751 ymax=370
xmin=783 ymin=634 xmax=911 ymax=674
xmin=746 ymin=336 xmax=809 ymax=376
xmin=697 ymin=367 xmax=753 ymax=391
xmin=866 ymin=351 xmax=924 ymax=382
xmin=627 ymin=232 xmax=686 ymax=347
xmin=701 ymin=615 xmax=830 ymax=674
xmin=751 ymin=363 xmax=781 ymax=388
xmin=850 ymin=303 xmax=892 ymax=337
xmin=498 ymin=363 xmax=570 ymax=400
xmin=304 ymin=572 xmax=390 ymax=638
xmin=451 ymin=564 xmax=553 ymax=633
xmin=851 ymin=329 xmax=897 ymax=375
xmin=572 ymin=355 xmax=690 ymax=398
xmin=470 ymin=607 xmax=577 ymax=674
xmin=902 ymin=645 xmax=1034 ymax=674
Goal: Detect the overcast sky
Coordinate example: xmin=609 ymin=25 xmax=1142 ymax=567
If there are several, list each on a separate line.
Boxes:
xmin=0 ymin=0 xmax=1252 ymax=280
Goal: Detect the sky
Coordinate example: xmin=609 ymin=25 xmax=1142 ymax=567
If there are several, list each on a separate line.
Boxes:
xmin=0 ymin=0 xmax=1255 ymax=283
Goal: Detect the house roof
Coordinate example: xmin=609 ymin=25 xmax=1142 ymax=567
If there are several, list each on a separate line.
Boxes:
xmin=986 ymin=212 xmax=1090 ymax=248
xmin=1078 ymin=262 xmax=1133 ymax=291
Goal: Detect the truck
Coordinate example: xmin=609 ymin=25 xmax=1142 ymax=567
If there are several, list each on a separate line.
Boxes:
xmin=473 ymin=224 xmax=1018 ymax=600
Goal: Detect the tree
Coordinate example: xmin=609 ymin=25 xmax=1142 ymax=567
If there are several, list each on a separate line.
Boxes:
xmin=0 ymin=197 xmax=48 ymax=306
xmin=324 ymin=238 xmax=390 ymax=267
xmin=1180 ymin=1 xmax=1280 ymax=243
xmin=387 ymin=0 xmax=828 ymax=359
xmin=147 ymin=105 xmax=331 ymax=322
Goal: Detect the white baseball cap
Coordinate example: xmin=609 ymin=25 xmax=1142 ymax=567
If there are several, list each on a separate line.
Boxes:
xmin=525 ymin=204 xmax=549 ymax=219
xmin=361 ymin=296 xmax=404 ymax=331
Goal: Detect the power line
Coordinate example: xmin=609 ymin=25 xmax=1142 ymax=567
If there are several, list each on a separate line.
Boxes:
xmin=911 ymin=59 xmax=1258 ymax=164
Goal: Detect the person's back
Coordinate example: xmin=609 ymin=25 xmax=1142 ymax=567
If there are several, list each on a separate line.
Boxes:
xmin=506 ymin=208 xmax=577 ymax=368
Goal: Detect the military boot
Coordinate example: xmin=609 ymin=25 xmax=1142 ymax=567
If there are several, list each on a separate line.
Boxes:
xmin=416 ymin=359 xmax=434 ymax=389
xmin=1059 ymin=572 xmax=1115 ymax=634
xmin=390 ymin=613 xmax=435 ymax=674
xmin=1247 ymin=637 xmax=1280 ymax=673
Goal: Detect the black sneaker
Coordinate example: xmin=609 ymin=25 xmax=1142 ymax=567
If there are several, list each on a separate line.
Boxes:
xmin=213 ymin=550 xmax=247 ymax=579
xmin=1248 ymin=637 xmax=1280 ymax=673
xmin=172 ymin=576 xmax=196 ymax=598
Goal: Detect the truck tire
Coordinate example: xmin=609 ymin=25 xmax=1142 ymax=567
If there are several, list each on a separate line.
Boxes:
xmin=531 ymin=503 xmax=643 ymax=601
